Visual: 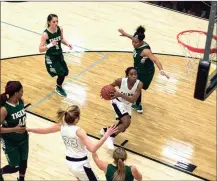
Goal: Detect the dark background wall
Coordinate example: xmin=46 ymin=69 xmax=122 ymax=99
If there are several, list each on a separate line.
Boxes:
xmin=145 ymin=1 xmax=212 ymax=19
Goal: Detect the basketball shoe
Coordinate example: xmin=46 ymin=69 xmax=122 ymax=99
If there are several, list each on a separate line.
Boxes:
xmin=131 ymin=103 xmax=143 ymax=113
xmin=55 ymin=86 xmax=67 ymax=97
xmin=100 ymin=128 xmax=115 ymax=150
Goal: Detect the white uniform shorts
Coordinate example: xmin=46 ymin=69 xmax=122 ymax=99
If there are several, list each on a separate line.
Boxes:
xmin=66 ymin=156 xmax=98 ymax=181
xmin=111 ymin=98 xmax=132 ymax=120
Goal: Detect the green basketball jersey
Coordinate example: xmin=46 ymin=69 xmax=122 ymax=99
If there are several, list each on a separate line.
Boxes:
xmin=44 ymin=26 xmax=62 ymax=56
xmin=2 ymin=99 xmax=28 ymax=143
xmin=105 ymin=164 xmax=134 ymax=181
xmin=133 ymin=43 xmax=154 ymax=74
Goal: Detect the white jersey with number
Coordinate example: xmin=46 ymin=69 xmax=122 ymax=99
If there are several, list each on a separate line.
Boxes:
xmin=116 ymin=78 xmax=140 ymax=105
xmin=61 ymin=123 xmax=88 ymax=158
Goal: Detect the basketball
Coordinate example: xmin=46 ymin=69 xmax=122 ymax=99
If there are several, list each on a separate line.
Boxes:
xmin=100 ymin=85 xmax=116 ymax=100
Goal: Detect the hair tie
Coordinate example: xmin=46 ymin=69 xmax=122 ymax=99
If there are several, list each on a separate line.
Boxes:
xmin=134 ymin=35 xmax=139 ymax=39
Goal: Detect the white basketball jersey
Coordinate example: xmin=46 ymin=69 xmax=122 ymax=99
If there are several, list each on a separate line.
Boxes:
xmin=61 ymin=123 xmax=88 ymax=158
xmin=117 ymin=78 xmax=139 ymax=105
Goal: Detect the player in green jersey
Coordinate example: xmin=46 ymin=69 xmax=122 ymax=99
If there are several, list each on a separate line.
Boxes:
xmin=118 ymin=26 xmax=169 ymax=113
xmin=0 ymin=81 xmax=28 ymax=181
xmin=92 ymin=147 xmax=142 ymax=181
xmin=39 ymin=14 xmax=73 ymax=97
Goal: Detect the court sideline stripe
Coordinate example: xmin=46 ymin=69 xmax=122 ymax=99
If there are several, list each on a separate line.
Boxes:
xmin=1 ymin=21 xmax=188 ymax=57
xmin=28 ymin=52 xmax=107 ymax=111
xmin=1 ymin=21 xmax=89 ymax=51
xmin=24 ymin=103 xmax=31 ymax=109
xmin=1 ymin=21 xmax=108 ymax=111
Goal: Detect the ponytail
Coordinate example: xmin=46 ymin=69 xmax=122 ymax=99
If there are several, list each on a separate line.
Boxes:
xmin=136 ymin=25 xmax=145 ymax=34
xmin=47 ymin=14 xmax=58 ymax=28
xmin=0 ymin=93 xmax=8 ymax=106
xmin=0 ymin=80 xmax=23 ymax=107
xmin=57 ymin=105 xmax=80 ymax=124
xmin=57 ymin=108 xmax=66 ymax=123
xmin=112 ymin=159 xmax=126 ymax=181
xmin=133 ymin=25 xmax=146 ymax=41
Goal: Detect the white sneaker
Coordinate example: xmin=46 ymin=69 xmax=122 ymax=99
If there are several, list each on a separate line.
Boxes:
xmin=105 ymin=136 xmax=114 ymax=150
xmin=100 ymin=128 xmax=105 ymax=136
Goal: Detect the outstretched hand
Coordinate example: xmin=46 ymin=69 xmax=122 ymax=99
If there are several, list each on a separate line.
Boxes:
xmin=68 ymin=44 xmax=73 ymax=50
xmin=104 ymin=125 xmax=118 ymax=137
xmin=118 ymin=29 xmax=126 ymax=36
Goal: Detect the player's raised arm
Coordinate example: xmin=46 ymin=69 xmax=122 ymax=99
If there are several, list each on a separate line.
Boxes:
xmin=118 ymin=28 xmax=134 ymax=40
xmin=27 ymin=124 xmax=61 ymax=134
xmin=77 ymin=125 xmax=118 ymax=153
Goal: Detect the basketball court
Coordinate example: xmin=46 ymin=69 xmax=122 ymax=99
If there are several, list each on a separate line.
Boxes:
xmin=1 ymin=2 xmax=217 ymax=180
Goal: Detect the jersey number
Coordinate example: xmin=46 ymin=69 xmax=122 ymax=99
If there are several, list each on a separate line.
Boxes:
xmin=18 ymin=116 xmax=26 ymax=126
xmin=62 ymin=136 xmax=78 ymax=148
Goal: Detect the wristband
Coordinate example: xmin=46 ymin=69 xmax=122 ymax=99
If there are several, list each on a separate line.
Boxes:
xmin=46 ymin=42 xmax=54 ymax=49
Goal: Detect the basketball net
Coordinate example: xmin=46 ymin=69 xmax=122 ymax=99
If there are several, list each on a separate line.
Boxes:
xmin=177 ymin=30 xmax=217 ymax=82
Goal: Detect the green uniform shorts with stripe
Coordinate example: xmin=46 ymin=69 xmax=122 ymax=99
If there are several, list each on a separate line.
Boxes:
xmin=45 ymin=54 xmax=69 ymax=77
xmin=137 ymin=66 xmax=155 ymax=90
xmin=2 ymin=136 xmax=29 ymax=166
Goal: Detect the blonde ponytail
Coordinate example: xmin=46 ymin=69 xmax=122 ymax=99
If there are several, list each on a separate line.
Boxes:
xmin=56 ymin=105 xmax=80 ymax=124
xmin=57 ymin=108 xmax=66 ymax=123
xmin=112 ymin=147 xmax=127 ymax=181
xmin=112 ymin=159 xmax=125 ymax=181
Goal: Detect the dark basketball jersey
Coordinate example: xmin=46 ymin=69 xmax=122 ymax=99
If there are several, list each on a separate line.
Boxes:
xmin=44 ymin=26 xmax=62 ymax=56
xmin=1 ymin=99 xmax=28 ymax=144
xmin=105 ymin=164 xmax=134 ymax=181
xmin=133 ymin=43 xmax=154 ymax=74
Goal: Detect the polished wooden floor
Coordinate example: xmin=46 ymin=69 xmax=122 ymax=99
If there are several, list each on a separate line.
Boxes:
xmin=1 ymin=2 xmax=217 ymax=180
xmin=1 ymin=52 xmax=216 ymax=180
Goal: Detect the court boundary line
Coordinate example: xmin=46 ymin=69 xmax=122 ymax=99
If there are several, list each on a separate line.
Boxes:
xmin=25 ymin=110 xmax=209 ymax=181
xmin=1 ymin=19 xmax=108 ymax=110
xmin=1 ymin=51 xmax=186 ymax=61
xmin=1 ymin=53 xmax=45 ymax=60
xmin=24 ymin=103 xmax=31 ymax=109
xmin=1 ymin=52 xmax=108 ymax=111
xmin=85 ymin=50 xmax=187 ymax=57
xmin=1 ymin=20 xmax=188 ymax=58
xmin=1 ymin=21 xmax=90 ymax=52
xmin=27 ymin=52 xmax=107 ymax=111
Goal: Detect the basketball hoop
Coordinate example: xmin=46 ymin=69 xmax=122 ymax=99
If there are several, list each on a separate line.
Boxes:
xmin=177 ymin=30 xmax=217 ymax=81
